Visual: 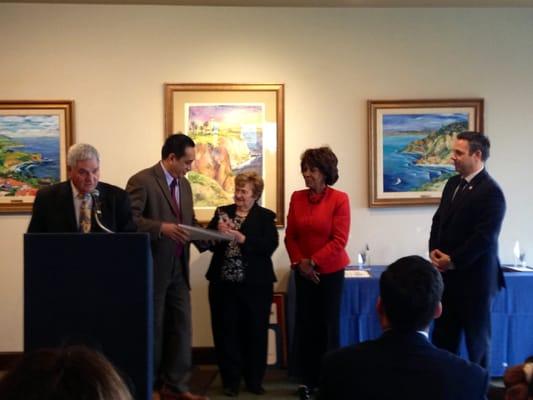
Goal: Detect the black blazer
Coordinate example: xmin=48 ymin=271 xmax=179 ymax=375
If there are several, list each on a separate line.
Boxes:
xmin=27 ymin=181 xmax=136 ymax=233
xmin=205 ymin=203 xmax=278 ymax=285
xmin=429 ymin=169 xmax=506 ymax=296
xmin=318 ymin=330 xmax=489 ymax=400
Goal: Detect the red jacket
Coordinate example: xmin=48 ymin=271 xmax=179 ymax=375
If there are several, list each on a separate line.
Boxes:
xmin=285 ymin=187 xmax=350 ymax=274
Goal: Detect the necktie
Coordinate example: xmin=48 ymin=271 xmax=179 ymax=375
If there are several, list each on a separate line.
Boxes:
xmin=79 ymin=193 xmax=91 ymax=233
xmin=170 ymin=179 xmax=183 ymax=257
xmin=452 ymin=178 xmax=468 ymax=202
xmin=170 ymin=179 xmax=181 ymax=220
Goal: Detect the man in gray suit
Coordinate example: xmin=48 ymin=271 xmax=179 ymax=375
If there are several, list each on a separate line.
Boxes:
xmin=126 ymin=134 xmax=207 ymax=400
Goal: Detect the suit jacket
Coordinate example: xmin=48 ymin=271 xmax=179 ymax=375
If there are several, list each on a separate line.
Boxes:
xmin=126 ymin=163 xmax=196 ymax=286
xmin=27 ymin=181 xmax=136 ymax=233
xmin=205 ymin=203 xmax=278 ymax=285
xmin=318 ymin=330 xmax=488 ymax=400
xmin=429 ymin=169 xmax=506 ymax=297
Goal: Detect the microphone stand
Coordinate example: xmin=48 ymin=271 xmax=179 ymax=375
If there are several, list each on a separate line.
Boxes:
xmin=91 ymin=190 xmax=114 ymax=233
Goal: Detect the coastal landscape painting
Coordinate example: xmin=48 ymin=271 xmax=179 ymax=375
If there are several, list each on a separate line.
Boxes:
xmin=165 ymin=84 xmax=285 ymax=226
xmin=368 ymin=99 xmax=483 ymax=207
xmin=185 ymin=103 xmax=265 ymax=208
xmin=0 ymin=101 xmax=73 ymax=212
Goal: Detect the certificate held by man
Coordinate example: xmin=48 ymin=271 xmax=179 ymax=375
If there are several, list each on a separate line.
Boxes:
xmin=178 ymin=224 xmax=233 ymax=241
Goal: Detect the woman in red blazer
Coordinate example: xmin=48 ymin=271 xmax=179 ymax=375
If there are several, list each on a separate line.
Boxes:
xmin=285 ymin=147 xmax=351 ymax=400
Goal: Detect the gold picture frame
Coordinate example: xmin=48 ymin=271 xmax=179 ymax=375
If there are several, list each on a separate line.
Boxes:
xmin=368 ymin=98 xmax=484 ymax=207
xmin=164 ymin=83 xmax=285 ymax=226
xmin=0 ymin=100 xmax=74 ymax=213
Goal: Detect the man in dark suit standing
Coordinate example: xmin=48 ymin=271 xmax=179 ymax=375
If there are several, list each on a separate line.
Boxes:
xmin=28 ymin=143 xmax=135 ymax=233
xmin=318 ymin=256 xmax=488 ymax=400
xmin=430 ymin=131 xmax=506 ymax=369
xmin=126 ymin=134 xmax=206 ymax=400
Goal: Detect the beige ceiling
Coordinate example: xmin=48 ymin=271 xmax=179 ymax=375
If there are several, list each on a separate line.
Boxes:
xmin=4 ymin=0 xmax=533 ymax=6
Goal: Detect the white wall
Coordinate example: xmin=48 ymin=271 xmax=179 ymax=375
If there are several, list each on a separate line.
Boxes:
xmin=1 ymin=4 xmax=532 ymax=351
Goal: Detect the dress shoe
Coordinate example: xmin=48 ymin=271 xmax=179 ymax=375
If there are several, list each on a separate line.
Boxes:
xmin=246 ymin=385 xmax=266 ymax=395
xmin=297 ymin=385 xmax=311 ymax=400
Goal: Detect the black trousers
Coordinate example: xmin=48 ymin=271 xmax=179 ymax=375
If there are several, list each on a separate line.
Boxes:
xmin=294 ymin=269 xmax=345 ymax=388
xmin=432 ymin=285 xmax=493 ymax=369
xmin=209 ymin=281 xmax=273 ymax=390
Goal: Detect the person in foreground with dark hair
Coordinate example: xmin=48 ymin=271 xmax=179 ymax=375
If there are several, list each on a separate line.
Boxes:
xmin=126 ymin=133 xmax=207 ymax=400
xmin=317 ymin=255 xmax=488 ymax=400
xmin=0 ymin=345 xmax=132 ymax=400
xmin=285 ymin=146 xmax=350 ymax=400
xmin=430 ymin=131 xmax=506 ymax=370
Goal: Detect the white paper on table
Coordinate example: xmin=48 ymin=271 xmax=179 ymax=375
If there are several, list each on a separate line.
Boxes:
xmin=179 ymin=224 xmax=233 ymax=241
xmin=344 ymin=269 xmax=371 ymax=278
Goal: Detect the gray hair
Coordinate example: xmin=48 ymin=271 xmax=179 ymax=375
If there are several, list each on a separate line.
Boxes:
xmin=67 ymin=143 xmax=100 ymax=167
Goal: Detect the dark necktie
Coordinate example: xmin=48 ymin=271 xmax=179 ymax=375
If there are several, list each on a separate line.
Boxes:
xmin=453 ymin=178 xmax=468 ymax=202
xmin=170 ymin=178 xmax=181 ymax=219
xmin=170 ymin=179 xmax=183 ymax=257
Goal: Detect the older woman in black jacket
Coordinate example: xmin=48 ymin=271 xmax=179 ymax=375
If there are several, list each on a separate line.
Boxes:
xmin=206 ymin=171 xmax=278 ymax=397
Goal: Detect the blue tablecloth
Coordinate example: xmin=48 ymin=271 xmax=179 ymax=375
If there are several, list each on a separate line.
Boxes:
xmin=288 ymin=267 xmax=533 ymax=377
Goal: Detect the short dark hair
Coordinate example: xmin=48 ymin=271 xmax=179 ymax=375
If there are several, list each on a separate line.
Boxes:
xmin=300 ymin=146 xmax=339 ymax=186
xmin=162 ymin=133 xmax=195 ymax=160
xmin=380 ymin=255 xmax=443 ymax=332
xmin=0 ymin=346 xmax=132 ymax=400
xmin=457 ymin=131 xmax=490 ymax=161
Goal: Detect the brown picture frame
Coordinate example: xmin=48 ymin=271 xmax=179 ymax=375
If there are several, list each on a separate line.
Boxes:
xmin=164 ymin=83 xmax=285 ymax=226
xmin=368 ymin=98 xmax=483 ymax=207
xmin=0 ymin=100 xmax=74 ymax=213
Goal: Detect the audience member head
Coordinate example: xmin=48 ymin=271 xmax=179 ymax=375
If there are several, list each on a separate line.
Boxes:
xmin=504 ymin=356 xmax=533 ymax=400
xmin=378 ymin=255 xmax=443 ymax=332
xmin=67 ymin=143 xmax=100 ymax=195
xmin=0 ymin=346 xmax=133 ymax=400
xmin=161 ymin=133 xmax=196 ymax=179
xmin=300 ymin=146 xmax=339 ymax=186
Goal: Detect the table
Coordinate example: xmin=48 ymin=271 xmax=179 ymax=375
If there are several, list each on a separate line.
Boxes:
xmin=288 ymin=267 xmax=533 ymax=377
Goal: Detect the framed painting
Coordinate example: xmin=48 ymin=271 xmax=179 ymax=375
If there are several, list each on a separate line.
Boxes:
xmin=164 ymin=83 xmax=285 ymax=226
xmin=368 ymin=99 xmax=483 ymax=207
xmin=0 ymin=100 xmax=74 ymax=213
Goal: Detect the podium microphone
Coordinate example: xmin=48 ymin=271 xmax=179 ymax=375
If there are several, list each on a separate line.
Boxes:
xmin=90 ymin=189 xmax=114 ymax=233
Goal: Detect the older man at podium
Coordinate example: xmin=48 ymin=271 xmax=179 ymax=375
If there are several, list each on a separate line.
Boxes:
xmin=28 ymin=143 xmax=135 ymax=233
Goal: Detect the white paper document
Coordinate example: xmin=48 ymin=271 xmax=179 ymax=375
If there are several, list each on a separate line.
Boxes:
xmin=179 ymin=224 xmax=233 ymax=241
xmin=344 ymin=269 xmax=371 ymax=278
